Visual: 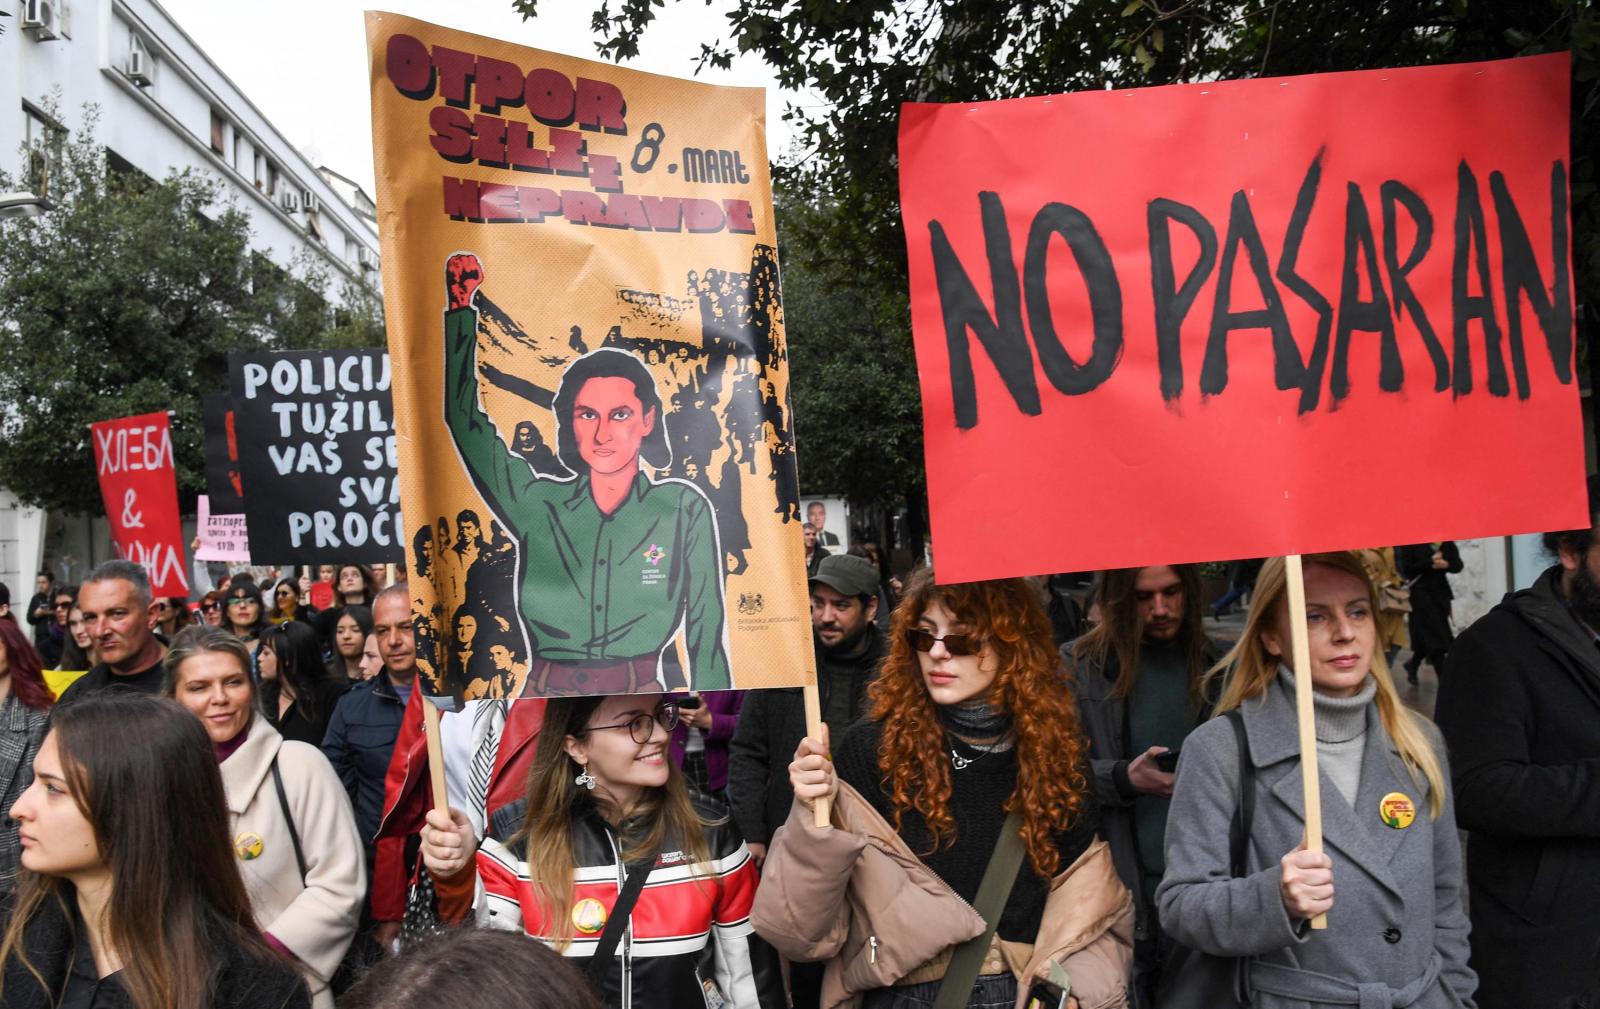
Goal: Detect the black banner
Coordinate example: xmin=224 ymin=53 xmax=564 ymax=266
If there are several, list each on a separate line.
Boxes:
xmin=201 ymin=393 xmax=245 ymax=514
xmin=227 ymin=349 xmax=403 ymax=564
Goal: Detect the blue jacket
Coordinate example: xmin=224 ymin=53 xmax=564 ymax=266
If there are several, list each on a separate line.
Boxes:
xmin=320 ymin=675 xmax=406 ymax=848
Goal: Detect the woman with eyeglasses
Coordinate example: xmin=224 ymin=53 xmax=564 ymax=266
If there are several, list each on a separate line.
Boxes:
xmin=154 ymin=596 xmax=192 ymax=641
xmin=224 ymin=576 xmax=269 ymax=649
xmin=419 ymin=695 xmax=784 ymax=1008
xmin=327 ymin=606 xmax=374 ymax=682
xmin=269 ymin=579 xmax=314 ymax=628
xmin=35 ymin=590 xmax=76 ymax=670
xmin=0 ymin=620 xmax=52 ymax=896
xmin=753 ymin=569 xmax=1132 ymax=1009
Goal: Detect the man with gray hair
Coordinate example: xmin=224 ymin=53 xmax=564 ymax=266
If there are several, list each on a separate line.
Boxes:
xmin=57 ymin=560 xmax=167 ymax=704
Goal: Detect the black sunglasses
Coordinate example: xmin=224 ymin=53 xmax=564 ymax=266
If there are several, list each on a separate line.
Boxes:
xmin=905 ymin=628 xmax=983 ymax=657
xmin=583 ymin=702 xmax=679 ymax=744
xmin=200 ymin=603 xmax=221 ymax=612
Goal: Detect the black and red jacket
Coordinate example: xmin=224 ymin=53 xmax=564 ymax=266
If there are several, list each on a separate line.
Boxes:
xmin=476 ymin=795 xmax=785 ymax=1009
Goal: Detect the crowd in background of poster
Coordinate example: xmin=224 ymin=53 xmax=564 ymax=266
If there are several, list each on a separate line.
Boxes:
xmin=899 ymin=54 xmax=1585 ymax=582
xmin=366 ymin=12 xmax=815 ymax=699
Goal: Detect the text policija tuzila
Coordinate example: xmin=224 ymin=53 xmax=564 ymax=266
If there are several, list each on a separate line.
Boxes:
xmin=927 ymin=153 xmax=1571 ymax=427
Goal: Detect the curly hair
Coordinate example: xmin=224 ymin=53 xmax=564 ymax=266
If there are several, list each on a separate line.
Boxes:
xmin=869 ymin=568 xmax=1090 ymax=877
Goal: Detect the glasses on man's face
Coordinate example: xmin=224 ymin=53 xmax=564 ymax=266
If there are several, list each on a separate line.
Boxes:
xmin=584 ymin=702 xmax=678 ymax=744
xmin=905 ymin=628 xmax=983 ymax=657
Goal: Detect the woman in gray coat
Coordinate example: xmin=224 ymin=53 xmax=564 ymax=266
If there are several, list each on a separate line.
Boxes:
xmin=1155 ymin=552 xmax=1475 ymax=1009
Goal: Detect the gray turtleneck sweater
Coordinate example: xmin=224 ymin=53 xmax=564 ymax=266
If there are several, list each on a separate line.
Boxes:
xmin=1278 ymin=666 xmax=1376 ymax=808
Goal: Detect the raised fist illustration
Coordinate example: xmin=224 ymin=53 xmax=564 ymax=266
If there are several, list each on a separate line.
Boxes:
xmin=446 ymin=253 xmax=483 ymax=311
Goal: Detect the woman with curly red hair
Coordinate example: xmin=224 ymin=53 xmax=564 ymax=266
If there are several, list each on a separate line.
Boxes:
xmin=752 ymin=569 xmax=1133 ymax=1009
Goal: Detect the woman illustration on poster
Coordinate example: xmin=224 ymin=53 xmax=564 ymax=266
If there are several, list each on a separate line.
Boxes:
xmin=441 ymin=253 xmax=732 ymax=697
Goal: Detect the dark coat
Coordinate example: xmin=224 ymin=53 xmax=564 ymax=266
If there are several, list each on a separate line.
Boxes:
xmin=1398 ymin=542 xmax=1463 ymax=656
xmin=727 ymin=628 xmax=882 ymax=846
xmin=1065 ymin=638 xmax=1219 ymax=943
xmin=320 ymin=675 xmax=406 ymax=847
xmin=0 ymin=893 xmax=309 ymax=1009
xmin=1436 ymin=565 xmax=1600 ymax=1009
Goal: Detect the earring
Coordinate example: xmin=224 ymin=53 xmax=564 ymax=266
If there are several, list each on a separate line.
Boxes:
xmin=574 ymin=765 xmax=597 ymax=791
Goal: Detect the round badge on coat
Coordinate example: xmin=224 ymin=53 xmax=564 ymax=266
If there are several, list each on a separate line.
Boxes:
xmin=1379 ymin=792 xmax=1416 ymax=830
xmin=572 ymin=898 xmax=608 ymax=934
xmin=234 ymin=832 xmax=264 ymax=860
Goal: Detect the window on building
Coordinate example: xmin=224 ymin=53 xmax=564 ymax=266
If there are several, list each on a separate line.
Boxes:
xmin=233 ymin=133 xmax=244 ymax=173
xmin=253 ymin=150 xmax=265 ymax=190
xmin=209 ymin=110 xmax=224 ymax=154
xmin=267 ymin=162 xmax=280 ymax=196
xmin=22 ymin=106 xmax=66 ymax=197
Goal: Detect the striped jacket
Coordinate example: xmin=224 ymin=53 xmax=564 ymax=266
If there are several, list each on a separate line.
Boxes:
xmin=477 ymin=796 xmax=785 ymax=1009
xmin=0 ymin=694 xmax=48 ymax=893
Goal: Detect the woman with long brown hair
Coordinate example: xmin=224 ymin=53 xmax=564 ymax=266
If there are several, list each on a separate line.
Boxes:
xmin=0 ymin=693 xmax=308 ymax=1009
xmin=1154 ymin=552 xmax=1474 ymax=1008
xmin=419 ymin=695 xmax=784 ymax=1008
xmin=754 ymin=569 xmax=1132 ymax=1009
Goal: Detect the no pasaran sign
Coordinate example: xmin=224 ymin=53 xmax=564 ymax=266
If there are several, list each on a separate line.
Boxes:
xmin=899 ymin=54 xmax=1586 ymax=582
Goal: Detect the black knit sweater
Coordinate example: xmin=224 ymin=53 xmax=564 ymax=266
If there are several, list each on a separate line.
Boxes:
xmin=834 ymin=719 xmax=1099 ymax=942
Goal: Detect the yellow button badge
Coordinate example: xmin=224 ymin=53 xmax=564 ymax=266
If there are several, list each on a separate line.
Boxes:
xmin=1379 ymin=792 xmax=1416 ymax=830
xmin=572 ymin=898 xmax=608 ymax=935
xmin=234 ymin=832 xmax=264 ymax=860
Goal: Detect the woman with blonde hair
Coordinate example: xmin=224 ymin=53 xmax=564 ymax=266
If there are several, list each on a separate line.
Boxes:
xmin=419 ymin=695 xmax=784 ymax=1008
xmin=753 ymin=569 xmax=1132 ymax=1009
xmin=1155 ymin=552 xmax=1475 ymax=1008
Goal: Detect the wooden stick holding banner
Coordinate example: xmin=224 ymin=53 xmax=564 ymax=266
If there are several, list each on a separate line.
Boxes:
xmin=421 ymin=697 xmax=450 ymax=819
xmin=1284 ymin=554 xmax=1328 ymax=930
xmin=803 ymin=683 xmax=830 ymax=827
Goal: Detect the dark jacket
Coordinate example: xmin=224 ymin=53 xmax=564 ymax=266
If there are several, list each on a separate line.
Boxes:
xmin=667 ymin=690 xmax=743 ymax=793
xmin=264 ymin=678 xmax=351 ymax=749
xmin=476 ymin=794 xmax=785 ymax=1009
xmin=24 ymin=592 xmax=52 ymax=647
xmin=0 ymin=893 xmax=309 ymax=1009
xmin=1065 ymin=637 xmax=1219 ymax=942
xmin=1398 ymin=542 xmax=1463 ymax=656
xmin=320 ymin=675 xmax=407 ymax=848
xmin=1436 ymin=565 xmax=1600 ymax=1009
xmin=727 ymin=628 xmax=883 ymax=846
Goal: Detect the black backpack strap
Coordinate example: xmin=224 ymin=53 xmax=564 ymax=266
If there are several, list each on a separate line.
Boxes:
xmin=270 ymin=757 xmax=309 ymax=885
xmin=586 ymin=851 xmax=660 ymax=991
xmin=1223 ymin=709 xmax=1256 ymax=1007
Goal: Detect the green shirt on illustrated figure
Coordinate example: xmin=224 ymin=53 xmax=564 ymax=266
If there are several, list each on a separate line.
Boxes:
xmin=442 ymin=252 xmax=732 ymax=696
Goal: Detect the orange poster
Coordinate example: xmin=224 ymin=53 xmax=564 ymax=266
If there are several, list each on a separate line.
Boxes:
xmin=366 ymin=12 xmax=813 ymax=699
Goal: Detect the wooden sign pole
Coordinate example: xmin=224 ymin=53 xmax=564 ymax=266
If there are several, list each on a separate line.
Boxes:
xmin=802 ymin=683 xmax=830 ymax=827
xmin=421 ymin=698 xmax=450 ymax=818
xmin=1284 ymin=554 xmax=1328 ymax=930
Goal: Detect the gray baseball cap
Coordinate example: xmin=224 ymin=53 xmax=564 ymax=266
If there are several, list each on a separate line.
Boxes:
xmin=810 ymin=554 xmax=880 ymax=599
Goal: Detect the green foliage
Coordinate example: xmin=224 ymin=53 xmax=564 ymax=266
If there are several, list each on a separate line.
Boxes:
xmin=0 ymin=104 xmax=384 ymax=515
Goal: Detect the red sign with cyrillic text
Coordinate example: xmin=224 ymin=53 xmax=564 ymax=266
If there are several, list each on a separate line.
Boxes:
xmin=900 ymin=54 xmax=1584 ymax=583
xmin=90 ymin=412 xmax=190 ymax=597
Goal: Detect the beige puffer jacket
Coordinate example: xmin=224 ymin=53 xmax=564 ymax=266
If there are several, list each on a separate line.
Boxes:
xmin=751 ymin=782 xmax=1134 ymax=1009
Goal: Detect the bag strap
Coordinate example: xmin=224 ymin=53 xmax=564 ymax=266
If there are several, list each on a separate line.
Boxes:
xmin=270 ymin=757 xmax=309 ymax=885
xmin=585 ymin=849 xmax=660 ymax=990
xmin=931 ymin=809 xmax=1026 ymax=1009
xmin=1223 ymin=709 xmax=1256 ymax=1007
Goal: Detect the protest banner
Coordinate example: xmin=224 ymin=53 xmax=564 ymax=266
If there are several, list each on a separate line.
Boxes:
xmin=202 ymin=392 xmax=245 ymax=515
xmin=227 ymin=348 xmax=404 ymax=566
xmin=900 ymin=53 xmax=1584 ymax=928
xmin=366 ymin=12 xmax=814 ymax=704
xmin=195 ymin=494 xmax=252 ymax=564
xmin=88 ymin=411 xmax=189 ymax=597
xmin=900 ymin=54 xmax=1585 ymax=584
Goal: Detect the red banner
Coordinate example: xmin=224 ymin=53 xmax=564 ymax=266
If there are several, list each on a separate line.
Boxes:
xmin=899 ymin=54 xmax=1585 ymax=583
xmin=90 ymin=412 xmax=189 ymax=597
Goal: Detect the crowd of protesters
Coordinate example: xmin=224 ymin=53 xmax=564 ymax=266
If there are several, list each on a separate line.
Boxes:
xmin=0 ymin=490 xmax=1593 ymax=1009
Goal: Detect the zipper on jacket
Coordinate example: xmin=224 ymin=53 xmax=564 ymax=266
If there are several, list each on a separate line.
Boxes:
xmin=605 ymin=827 xmax=632 ymax=1009
xmin=869 ymin=935 xmax=879 ymax=964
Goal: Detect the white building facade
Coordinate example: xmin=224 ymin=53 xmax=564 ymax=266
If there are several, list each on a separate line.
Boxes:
xmin=0 ymin=0 xmax=381 ymax=594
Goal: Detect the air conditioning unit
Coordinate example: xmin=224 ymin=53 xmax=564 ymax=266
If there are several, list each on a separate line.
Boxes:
xmin=279 ymin=190 xmax=301 ymax=214
xmin=302 ymin=190 xmax=320 ymax=215
xmin=21 ymin=0 xmax=61 ymax=40
xmin=126 ymin=36 xmax=152 ymax=85
xmin=356 ymin=247 xmax=377 ymax=271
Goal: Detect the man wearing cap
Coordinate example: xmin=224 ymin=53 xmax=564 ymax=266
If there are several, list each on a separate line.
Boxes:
xmin=727 ymin=553 xmax=884 ymax=1009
